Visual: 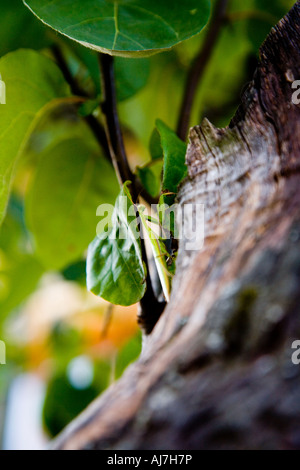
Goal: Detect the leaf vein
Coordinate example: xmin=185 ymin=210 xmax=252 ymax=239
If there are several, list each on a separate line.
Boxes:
xmin=64 ymin=16 xmax=114 ymax=32
xmin=112 ymin=3 xmax=119 ymax=50
xmin=128 ymin=4 xmax=179 ymax=39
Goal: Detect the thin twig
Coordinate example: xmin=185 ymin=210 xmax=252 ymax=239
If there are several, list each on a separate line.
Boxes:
xmin=176 ymin=0 xmax=229 ymax=141
xmin=51 ymin=44 xmax=111 ymax=160
xmin=99 ymin=53 xmax=135 ymax=188
xmin=98 ymin=54 xmax=159 ymax=204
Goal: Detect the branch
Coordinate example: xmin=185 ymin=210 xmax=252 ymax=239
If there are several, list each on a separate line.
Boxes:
xmin=99 ymin=53 xmax=166 ymax=334
xmin=176 ymin=0 xmax=229 ymax=141
xmin=98 ymin=54 xmax=159 ymax=206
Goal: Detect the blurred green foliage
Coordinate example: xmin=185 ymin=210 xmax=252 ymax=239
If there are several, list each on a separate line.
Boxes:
xmin=43 ymin=362 xmax=109 ymax=437
xmin=43 ymin=323 xmax=141 ymax=437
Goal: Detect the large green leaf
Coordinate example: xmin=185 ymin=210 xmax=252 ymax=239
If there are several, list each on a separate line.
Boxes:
xmin=87 ymin=182 xmax=146 ymax=306
xmin=25 ymin=138 xmax=119 ymax=270
xmin=0 ymin=49 xmax=71 ymax=225
xmin=24 ymin=0 xmax=211 ymax=57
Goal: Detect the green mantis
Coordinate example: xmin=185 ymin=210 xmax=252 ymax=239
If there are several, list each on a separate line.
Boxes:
xmin=138 ymin=201 xmax=177 ymax=303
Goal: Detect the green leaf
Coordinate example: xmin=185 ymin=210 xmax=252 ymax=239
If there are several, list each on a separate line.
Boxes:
xmin=24 ymin=0 xmax=211 ymax=57
xmin=87 ymin=182 xmax=146 ymax=306
xmin=62 ymin=260 xmax=87 ymax=286
xmin=149 ymin=127 xmax=163 ymax=161
xmin=0 ymin=197 xmax=44 ymax=321
xmin=25 ymin=138 xmax=119 ymax=270
xmin=0 ymin=254 xmax=43 ymax=321
xmin=156 ymin=120 xmax=187 ymax=201
xmin=115 ymin=57 xmax=150 ymax=100
xmin=137 ymin=160 xmax=163 ymax=198
xmin=78 ymin=97 xmax=101 ymax=117
xmin=0 ymin=49 xmax=71 ymax=225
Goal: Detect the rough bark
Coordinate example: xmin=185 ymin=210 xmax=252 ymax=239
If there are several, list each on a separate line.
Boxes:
xmin=53 ymin=2 xmax=300 ymax=450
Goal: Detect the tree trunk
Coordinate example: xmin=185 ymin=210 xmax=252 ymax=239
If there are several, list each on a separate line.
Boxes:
xmin=53 ymin=1 xmax=300 ymax=450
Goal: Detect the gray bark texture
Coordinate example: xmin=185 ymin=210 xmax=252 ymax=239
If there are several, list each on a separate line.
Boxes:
xmin=53 ymin=1 xmax=300 ymax=450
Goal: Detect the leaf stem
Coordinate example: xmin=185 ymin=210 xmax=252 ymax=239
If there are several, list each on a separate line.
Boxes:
xmin=176 ymin=0 xmax=229 ymax=141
